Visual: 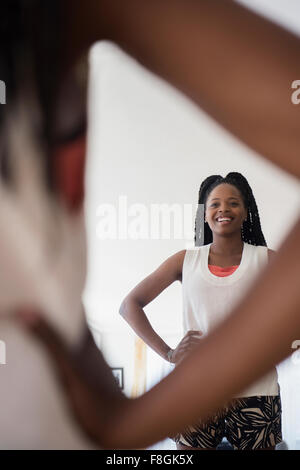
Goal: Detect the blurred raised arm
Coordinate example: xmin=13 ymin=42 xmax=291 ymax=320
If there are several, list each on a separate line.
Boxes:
xmin=64 ymin=0 xmax=300 ymax=178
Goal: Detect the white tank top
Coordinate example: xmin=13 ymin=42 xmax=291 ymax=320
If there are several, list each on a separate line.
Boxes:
xmin=182 ymin=242 xmax=279 ymax=397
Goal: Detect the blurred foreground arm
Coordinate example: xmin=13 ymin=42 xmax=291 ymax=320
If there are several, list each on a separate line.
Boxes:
xmin=65 ymin=0 xmax=300 ymax=178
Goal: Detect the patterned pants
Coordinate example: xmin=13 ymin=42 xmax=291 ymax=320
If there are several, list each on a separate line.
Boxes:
xmin=175 ymin=395 xmax=282 ymax=450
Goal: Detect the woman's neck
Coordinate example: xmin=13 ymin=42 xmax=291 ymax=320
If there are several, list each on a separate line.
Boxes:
xmin=210 ymin=235 xmax=244 ymax=257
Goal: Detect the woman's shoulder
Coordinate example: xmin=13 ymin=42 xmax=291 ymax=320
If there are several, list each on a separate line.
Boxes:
xmin=172 ymin=247 xmax=204 ymax=281
xmin=172 ymin=247 xmax=201 ymax=262
xmin=169 ymin=249 xmax=187 ymax=283
xmin=244 ymin=243 xmax=276 ymax=264
xmin=248 ymin=244 xmax=275 ymax=254
xmin=173 ymin=249 xmax=187 ymax=264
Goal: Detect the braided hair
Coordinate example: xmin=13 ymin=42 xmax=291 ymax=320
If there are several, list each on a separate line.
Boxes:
xmin=194 ymin=172 xmax=267 ymax=247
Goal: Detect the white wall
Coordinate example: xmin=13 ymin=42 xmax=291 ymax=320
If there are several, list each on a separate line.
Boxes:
xmin=236 ymin=0 xmax=300 ymax=37
xmin=83 ymin=1 xmax=300 ymax=449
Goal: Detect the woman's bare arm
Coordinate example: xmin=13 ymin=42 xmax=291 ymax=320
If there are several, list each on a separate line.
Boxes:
xmin=64 ymin=0 xmax=300 ymax=179
xmin=119 ymin=250 xmax=185 ymax=362
xmin=119 ymin=249 xmax=202 ymax=364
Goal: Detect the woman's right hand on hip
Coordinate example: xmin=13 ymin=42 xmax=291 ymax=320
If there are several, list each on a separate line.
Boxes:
xmin=169 ymin=330 xmax=203 ymax=365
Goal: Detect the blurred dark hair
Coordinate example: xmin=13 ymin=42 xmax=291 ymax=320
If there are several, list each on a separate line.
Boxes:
xmin=0 ymin=0 xmax=63 ymax=190
xmin=194 ymin=171 xmax=267 ymax=247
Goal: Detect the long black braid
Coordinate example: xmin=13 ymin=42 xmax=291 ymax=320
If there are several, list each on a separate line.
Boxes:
xmin=194 ymin=172 xmax=267 ymax=247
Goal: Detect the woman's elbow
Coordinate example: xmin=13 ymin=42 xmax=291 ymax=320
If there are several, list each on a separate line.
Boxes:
xmin=119 ymin=297 xmax=129 ymax=317
xmin=119 ymin=296 xmax=142 ymax=322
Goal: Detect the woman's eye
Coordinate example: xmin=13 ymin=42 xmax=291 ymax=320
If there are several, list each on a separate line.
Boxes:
xmin=210 ymin=202 xmax=238 ymax=207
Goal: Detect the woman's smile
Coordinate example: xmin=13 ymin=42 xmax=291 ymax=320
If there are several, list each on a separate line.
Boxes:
xmin=216 ymin=218 xmax=233 ymax=224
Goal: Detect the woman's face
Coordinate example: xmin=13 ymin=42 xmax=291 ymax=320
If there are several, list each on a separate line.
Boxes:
xmin=205 ymin=183 xmax=247 ymax=236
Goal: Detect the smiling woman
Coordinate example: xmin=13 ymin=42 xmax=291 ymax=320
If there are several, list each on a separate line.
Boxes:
xmin=171 ymin=172 xmax=281 ymax=449
xmin=119 ymin=171 xmax=282 ymax=450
